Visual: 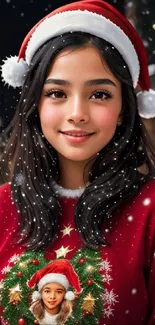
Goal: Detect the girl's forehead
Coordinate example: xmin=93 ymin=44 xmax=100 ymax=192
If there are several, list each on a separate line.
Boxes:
xmin=43 ymin=282 xmax=65 ymax=290
xmin=46 ymin=45 xmax=120 ymax=86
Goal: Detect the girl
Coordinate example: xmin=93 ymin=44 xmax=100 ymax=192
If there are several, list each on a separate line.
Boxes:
xmin=0 ymin=1 xmax=155 ymax=324
xmin=28 ymin=259 xmax=81 ymax=325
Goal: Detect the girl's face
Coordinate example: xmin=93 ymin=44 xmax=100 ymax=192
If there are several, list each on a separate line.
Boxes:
xmin=42 ymin=282 xmax=65 ymax=315
xmin=39 ymin=46 xmax=122 ymax=164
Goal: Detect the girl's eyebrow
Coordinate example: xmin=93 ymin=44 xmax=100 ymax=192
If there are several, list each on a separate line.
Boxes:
xmin=43 ymin=286 xmax=64 ymax=290
xmin=44 ymin=78 xmax=116 ymax=87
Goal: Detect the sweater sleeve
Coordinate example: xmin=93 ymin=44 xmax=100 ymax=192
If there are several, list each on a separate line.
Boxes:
xmin=0 ymin=183 xmax=19 ymax=267
xmin=144 ymin=203 xmax=155 ymax=325
xmin=0 ymin=183 xmax=17 ymax=250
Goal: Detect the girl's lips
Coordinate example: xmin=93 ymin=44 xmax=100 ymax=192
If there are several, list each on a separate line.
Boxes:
xmin=60 ymin=132 xmax=94 ymax=143
xmin=59 ymin=130 xmax=95 ymax=143
xmin=48 ymin=301 xmax=56 ymax=305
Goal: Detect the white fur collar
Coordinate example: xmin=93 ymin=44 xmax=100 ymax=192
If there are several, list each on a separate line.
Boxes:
xmin=52 ymin=182 xmax=87 ymax=198
xmin=40 ymin=311 xmax=58 ymax=325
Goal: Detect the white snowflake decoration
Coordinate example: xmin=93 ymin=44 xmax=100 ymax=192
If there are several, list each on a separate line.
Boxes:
xmin=100 ymin=258 xmax=119 ymax=319
xmin=102 ymin=273 xmax=112 ymax=284
xmin=8 ymin=254 xmax=20 ymax=264
xmin=100 ymin=259 xmax=112 ymax=272
xmin=1 ymin=266 xmax=12 ymax=274
xmin=104 ymin=305 xmax=115 ymax=318
xmin=102 ymin=289 xmax=118 ymax=305
xmin=0 ymin=280 xmax=3 ymax=290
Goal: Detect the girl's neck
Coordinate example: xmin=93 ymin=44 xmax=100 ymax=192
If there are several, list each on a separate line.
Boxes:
xmin=58 ymin=155 xmax=93 ymax=190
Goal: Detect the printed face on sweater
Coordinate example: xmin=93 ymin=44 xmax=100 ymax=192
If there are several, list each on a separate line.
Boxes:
xmin=41 ymin=282 xmax=65 ymax=314
xmin=39 ymin=46 xmax=122 ymax=165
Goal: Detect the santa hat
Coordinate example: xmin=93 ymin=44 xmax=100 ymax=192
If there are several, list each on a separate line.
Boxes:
xmin=1 ymin=0 xmax=155 ymax=118
xmin=27 ymin=259 xmax=82 ymax=301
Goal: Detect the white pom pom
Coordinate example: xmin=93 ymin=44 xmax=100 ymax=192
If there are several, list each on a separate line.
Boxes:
xmin=137 ymin=89 xmax=155 ymax=118
xmin=32 ymin=291 xmax=41 ymax=302
xmin=1 ymin=55 xmax=29 ymax=88
xmin=65 ymin=291 xmax=75 ymax=301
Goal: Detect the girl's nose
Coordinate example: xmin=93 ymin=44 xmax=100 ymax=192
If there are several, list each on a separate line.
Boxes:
xmin=67 ymin=97 xmax=90 ymax=124
xmin=50 ymin=291 xmax=56 ymax=299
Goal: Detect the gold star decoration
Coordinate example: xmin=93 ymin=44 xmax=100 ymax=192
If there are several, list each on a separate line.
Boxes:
xmin=55 ymin=246 xmax=73 ymax=259
xmin=19 ymin=260 xmax=30 ymax=269
xmin=81 ymin=292 xmax=95 ymax=314
xmin=9 ymin=284 xmax=22 ymax=303
xmin=86 ymin=265 xmax=95 ymax=273
xmin=61 ymin=225 xmax=74 ymax=237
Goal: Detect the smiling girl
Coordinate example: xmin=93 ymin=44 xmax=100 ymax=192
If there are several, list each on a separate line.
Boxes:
xmin=0 ymin=1 xmax=155 ymax=325
xmin=28 ymin=259 xmax=81 ymax=325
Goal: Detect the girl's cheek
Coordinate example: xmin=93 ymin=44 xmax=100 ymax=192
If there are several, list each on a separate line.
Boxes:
xmin=95 ymin=111 xmax=119 ymax=127
xmin=40 ymin=108 xmax=62 ymax=126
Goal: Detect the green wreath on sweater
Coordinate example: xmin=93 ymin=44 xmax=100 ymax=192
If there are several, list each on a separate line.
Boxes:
xmin=0 ymin=249 xmax=104 ymax=325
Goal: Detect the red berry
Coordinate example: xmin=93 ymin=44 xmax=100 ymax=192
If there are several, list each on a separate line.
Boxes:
xmin=87 ymin=279 xmax=93 ymax=285
xmin=78 ymin=258 xmax=85 ymax=265
xmin=17 ymin=271 xmax=23 ymax=277
xmin=85 ymin=311 xmax=90 ymax=315
xmin=18 ymin=318 xmax=25 ymax=325
xmin=32 ymin=259 xmax=39 ymax=265
xmin=12 ymin=300 xmax=18 ymax=306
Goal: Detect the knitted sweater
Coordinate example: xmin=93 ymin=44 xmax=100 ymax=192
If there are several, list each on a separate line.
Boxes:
xmin=0 ymin=180 xmax=155 ymax=325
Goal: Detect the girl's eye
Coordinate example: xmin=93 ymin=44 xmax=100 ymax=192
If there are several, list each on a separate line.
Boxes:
xmin=44 ymin=90 xmax=66 ymax=99
xmin=91 ymin=90 xmax=112 ymax=100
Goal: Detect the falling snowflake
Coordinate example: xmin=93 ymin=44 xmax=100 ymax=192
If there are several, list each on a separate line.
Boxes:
xmin=102 ymin=289 xmax=119 ymax=305
xmin=131 ymin=288 xmax=137 ymax=295
xmin=1 ymin=266 xmax=12 ymax=274
xmin=14 ymin=172 xmax=25 ymax=186
xmin=104 ymin=305 xmax=114 ymax=318
xmin=100 ymin=259 xmax=112 ymax=272
xmin=143 ymin=198 xmax=151 ymax=206
xmin=128 ymin=215 xmax=133 ymax=222
xmin=8 ymin=254 xmax=20 ymax=264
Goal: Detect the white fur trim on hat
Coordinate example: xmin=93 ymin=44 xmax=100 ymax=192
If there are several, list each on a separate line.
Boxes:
xmin=1 ymin=56 xmax=29 ymax=88
xmin=65 ymin=291 xmax=75 ymax=301
xmin=137 ymin=89 xmax=155 ymax=118
xmin=38 ymin=273 xmax=69 ymax=292
xmin=32 ymin=291 xmax=41 ymax=301
xmin=26 ymin=10 xmax=139 ymax=87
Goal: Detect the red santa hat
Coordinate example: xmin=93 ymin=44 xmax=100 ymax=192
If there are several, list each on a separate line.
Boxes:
xmin=27 ymin=259 xmax=82 ymax=301
xmin=1 ymin=0 xmax=155 ymax=118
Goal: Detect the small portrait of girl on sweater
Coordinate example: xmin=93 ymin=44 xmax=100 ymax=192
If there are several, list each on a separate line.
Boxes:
xmin=27 ymin=259 xmax=82 ymax=325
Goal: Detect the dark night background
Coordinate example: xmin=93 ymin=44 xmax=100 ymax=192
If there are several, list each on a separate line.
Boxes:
xmin=0 ymin=0 xmax=154 ymax=138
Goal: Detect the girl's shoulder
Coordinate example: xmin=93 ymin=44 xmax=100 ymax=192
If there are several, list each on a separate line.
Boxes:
xmin=0 ymin=182 xmax=17 ymax=217
xmin=137 ymin=177 xmax=155 ymax=200
xmin=0 ymin=182 xmax=11 ymax=195
xmin=125 ymin=178 xmax=155 ymax=212
xmin=0 ymin=182 xmax=13 ymax=206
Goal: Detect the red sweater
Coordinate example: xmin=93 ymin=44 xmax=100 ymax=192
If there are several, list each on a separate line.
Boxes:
xmin=0 ymin=180 xmax=155 ymax=325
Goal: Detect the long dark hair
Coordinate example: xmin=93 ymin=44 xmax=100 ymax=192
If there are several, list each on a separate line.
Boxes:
xmin=1 ymin=32 xmax=155 ymax=249
xmin=30 ymin=298 xmax=72 ymax=324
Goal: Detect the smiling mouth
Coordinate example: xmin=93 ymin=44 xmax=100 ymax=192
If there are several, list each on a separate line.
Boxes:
xmin=48 ymin=301 xmax=56 ymax=305
xmin=60 ymin=131 xmax=95 ymax=137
